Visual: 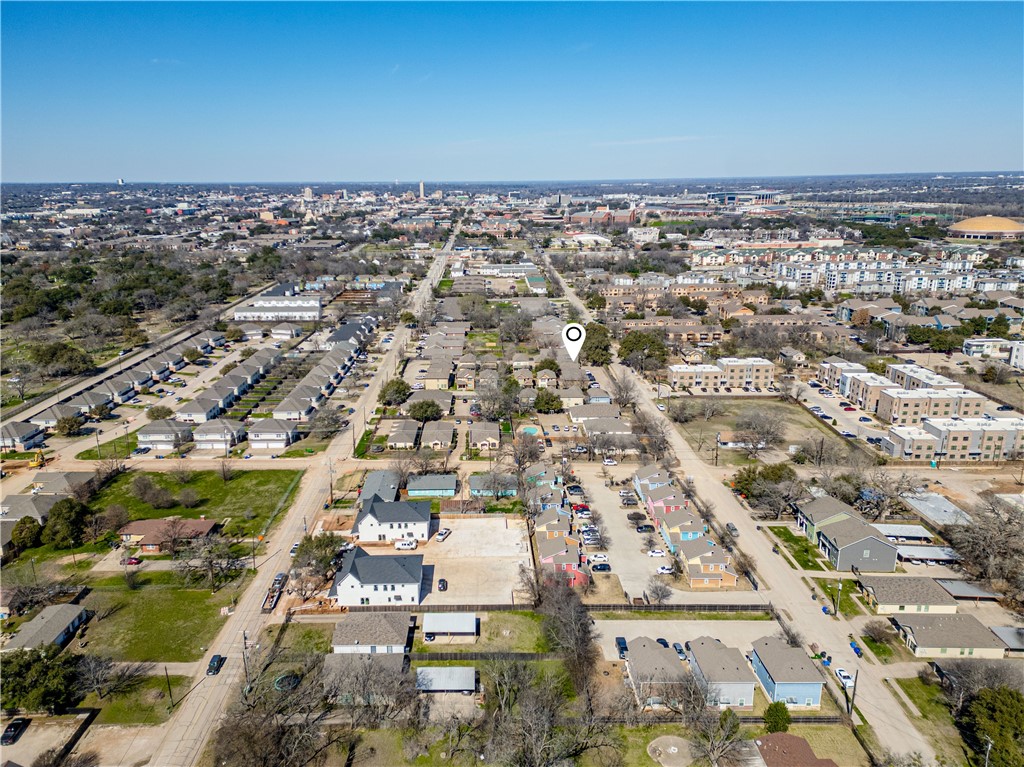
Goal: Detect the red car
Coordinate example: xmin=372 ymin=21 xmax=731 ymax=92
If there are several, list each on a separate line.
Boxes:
xmin=120 ymin=557 xmax=141 ymax=566
xmin=571 ymin=503 xmax=590 ymax=512
xmin=843 ymin=407 xmax=856 ymax=411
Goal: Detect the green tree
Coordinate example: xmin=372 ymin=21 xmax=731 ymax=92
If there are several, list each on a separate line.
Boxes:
xmin=988 ymin=314 xmax=1011 ymax=338
xmin=11 ymin=516 xmax=42 ymax=551
xmin=0 ymin=649 xmax=81 ymax=713
xmin=764 ymin=701 xmax=791 ymax=733
xmin=41 ymin=498 xmax=91 ymax=549
xmin=291 ymin=534 xmax=340 ymax=576
xmin=534 ymin=389 xmax=563 ymax=414
xmin=962 ymin=687 xmax=1024 ymax=767
xmin=28 ymin=342 xmax=93 ymax=377
xmin=183 ymin=347 xmax=203 ymax=363
xmin=55 ymin=415 xmax=84 ymax=437
xmin=147 ymin=405 xmax=174 ymax=421
xmin=408 ymin=400 xmax=443 ymax=423
xmin=378 ymin=379 xmax=412 ymax=406
xmin=224 ymin=327 xmax=243 ymax=342
xmin=534 ymin=358 xmax=561 ymax=376
xmin=399 ymin=311 xmax=417 ymax=325
xmin=585 ymin=293 xmax=607 ymax=310
xmin=618 ymin=330 xmax=668 ymax=369
xmin=580 ymin=323 xmax=612 ymax=366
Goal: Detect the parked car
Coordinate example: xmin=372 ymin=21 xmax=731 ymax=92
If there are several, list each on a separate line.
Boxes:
xmin=615 ymin=636 xmax=628 ymax=658
xmin=655 ymin=638 xmax=670 ymax=649
xmin=657 ymin=404 xmax=666 ymax=411
xmin=1 ymin=718 xmax=29 ymax=746
xmin=289 ymin=542 xmax=300 ymax=557
xmin=656 ymin=565 xmax=674 ymax=574
xmin=636 ymin=524 xmax=655 ymax=533
xmin=834 ymin=667 xmax=854 ymax=689
xmin=435 ymin=528 xmax=451 ymax=542
xmin=647 ymin=549 xmax=667 ymax=557
xmin=592 ymin=563 xmax=611 ymax=572
xmin=726 ymin=522 xmax=739 ymax=537
xmin=672 ymin=642 xmax=686 ymax=660
xmin=207 ymin=655 xmax=225 ymax=675
xmin=602 ymin=458 xmax=617 ymax=466
xmin=843 ymin=406 xmax=856 ymax=411
xmin=618 ymin=489 xmax=633 ymax=497
xmin=858 ymin=416 xmax=872 ymax=422
xmin=438 ymin=578 xmax=448 ymax=592
xmin=589 ymin=554 xmax=608 ymax=563
xmin=120 ymin=557 xmax=142 ymax=566
xmin=571 ymin=503 xmax=590 ymax=512
xmin=622 ymin=498 xmax=638 ymax=506
xmin=567 ymin=485 xmax=585 ymax=496
xmin=997 ymin=405 xmax=1014 ymax=412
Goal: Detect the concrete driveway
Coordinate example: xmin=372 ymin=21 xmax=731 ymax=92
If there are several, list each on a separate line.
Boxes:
xmin=593 ymin=619 xmax=780 ymax=662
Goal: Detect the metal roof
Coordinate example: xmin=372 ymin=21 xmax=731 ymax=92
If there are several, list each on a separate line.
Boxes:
xmin=903 ymin=493 xmax=972 ymax=526
xmin=422 ymin=613 xmax=477 ymax=635
xmin=871 ymin=524 xmax=933 ymax=539
xmin=934 ymin=579 xmax=1001 ymax=600
xmin=896 ymin=545 xmax=959 ymax=562
xmin=415 ymin=666 xmax=476 ymax=692
xmin=990 ymin=627 xmax=1024 ymax=651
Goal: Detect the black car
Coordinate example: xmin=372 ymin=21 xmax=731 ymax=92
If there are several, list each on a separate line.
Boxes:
xmin=997 ymin=405 xmax=1014 ymax=412
xmin=656 ymin=638 xmax=670 ymax=649
xmin=438 ymin=578 xmax=448 ymax=592
xmin=1 ymin=718 xmax=29 ymax=746
xmin=636 ymin=524 xmax=655 ymax=533
xmin=591 ymin=563 xmax=611 ymax=572
xmin=207 ymin=655 xmax=225 ymax=676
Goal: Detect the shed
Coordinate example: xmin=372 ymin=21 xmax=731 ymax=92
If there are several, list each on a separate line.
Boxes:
xmin=415 ymin=666 xmax=476 ymax=693
xmin=903 ymin=493 xmax=972 ymax=527
xmin=422 ymin=613 xmax=477 ymax=636
xmin=935 ymin=579 xmax=1001 ymax=602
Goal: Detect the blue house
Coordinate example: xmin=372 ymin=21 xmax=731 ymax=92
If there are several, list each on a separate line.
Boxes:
xmin=633 ymin=464 xmax=673 ymax=502
xmin=469 ymin=474 xmax=517 ymax=498
xmin=749 ymin=636 xmax=823 ymax=709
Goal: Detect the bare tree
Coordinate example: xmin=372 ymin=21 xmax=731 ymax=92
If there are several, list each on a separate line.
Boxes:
xmin=388 ymin=452 xmax=417 ymax=489
xmin=218 ymin=459 xmax=234 ymax=484
xmin=938 ymin=657 xmax=1024 ymax=715
xmin=647 ymin=576 xmax=672 ymax=605
xmin=863 ymin=620 xmax=894 ymax=645
xmin=690 ymin=709 xmax=744 ymax=767
xmin=609 ymin=372 xmax=638 ymax=411
xmin=702 ymin=398 xmax=725 ymax=422
xmin=175 ymin=535 xmax=240 ymax=589
xmin=860 ymin=469 xmax=919 ymax=522
xmin=734 ymin=409 xmax=785 ymax=458
xmin=537 ymin=577 xmax=600 ymax=692
xmin=170 ymin=459 xmax=193 ymax=485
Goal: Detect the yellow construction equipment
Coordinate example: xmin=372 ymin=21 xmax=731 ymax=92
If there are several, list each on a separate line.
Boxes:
xmin=28 ymin=450 xmax=46 ymax=469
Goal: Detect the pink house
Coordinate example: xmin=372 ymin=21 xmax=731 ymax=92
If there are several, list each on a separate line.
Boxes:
xmin=537 ymin=536 xmax=589 ymax=588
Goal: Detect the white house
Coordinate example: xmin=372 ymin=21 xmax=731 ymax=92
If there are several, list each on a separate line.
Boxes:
xmin=353 ymin=499 xmax=432 ymax=542
xmin=1 ymin=422 xmax=46 ymax=451
xmin=247 ymin=419 xmax=300 ymax=450
xmin=136 ymin=420 xmax=193 ymax=451
xmin=176 ymin=398 xmax=222 ymax=424
xmin=192 ymin=419 xmax=246 ymax=451
xmin=328 ymin=547 xmax=423 ymax=607
xmin=273 ymin=397 xmax=314 ymax=421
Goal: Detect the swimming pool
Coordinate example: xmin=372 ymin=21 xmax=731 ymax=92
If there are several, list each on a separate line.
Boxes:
xmin=521 ymin=426 xmax=539 ymax=436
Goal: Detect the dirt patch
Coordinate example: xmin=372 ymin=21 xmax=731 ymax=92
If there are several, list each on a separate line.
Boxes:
xmin=581 ymin=573 xmax=627 ymax=604
xmin=649 ymin=735 xmax=692 ymax=767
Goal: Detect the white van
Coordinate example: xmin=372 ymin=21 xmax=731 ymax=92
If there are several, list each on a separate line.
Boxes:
xmin=394 ymin=540 xmax=418 ymax=550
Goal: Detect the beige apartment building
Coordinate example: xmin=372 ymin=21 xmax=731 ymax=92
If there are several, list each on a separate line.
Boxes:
xmin=884 ymin=416 xmax=1024 ymax=463
xmin=668 ymin=364 xmax=723 ymax=389
xmin=817 ymin=359 xmax=867 ymax=392
xmin=885 ymin=364 xmax=960 ymax=391
xmin=716 ymin=357 xmax=776 ymax=388
xmin=846 ymin=373 xmax=895 ymax=412
xmin=877 ymin=388 xmax=989 ymax=425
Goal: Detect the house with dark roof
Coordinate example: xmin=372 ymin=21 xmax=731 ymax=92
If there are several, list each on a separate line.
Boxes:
xmin=750 ymin=636 xmax=823 ymax=708
xmin=756 ymin=733 xmax=839 ymax=767
xmin=1 ymin=422 xmax=45 ymax=451
xmin=469 ymin=473 xmax=518 ymax=498
xmin=536 ymin=536 xmax=588 ymax=588
xmin=30 ymin=404 xmax=85 ymax=431
xmin=0 ymin=494 xmax=65 ymax=523
xmin=331 ymin=613 xmax=411 ymax=654
xmin=406 ymin=474 xmax=457 ymax=497
xmin=353 ymin=499 xmax=432 ymax=542
xmin=857 ymin=576 xmax=958 ymax=615
xmin=360 ymin=470 xmax=400 ymax=503
xmin=816 ymin=515 xmax=897 ymax=572
xmin=796 ymin=496 xmax=856 ymax=542
xmin=328 ymin=547 xmax=423 ymax=606
xmin=28 ymin=471 xmax=97 ymax=496
xmin=2 ymin=604 xmax=89 ymax=653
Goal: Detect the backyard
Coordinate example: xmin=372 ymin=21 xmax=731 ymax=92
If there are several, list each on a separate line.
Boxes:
xmin=412 ymin=611 xmax=549 ymax=653
xmin=893 ymin=677 xmax=973 ymax=766
xmin=81 ymin=571 xmax=251 ymax=662
xmin=89 ymin=468 xmax=302 ymax=536
xmin=813 ymin=578 xmax=864 ymax=616
xmin=83 ymin=674 xmax=192 ymax=725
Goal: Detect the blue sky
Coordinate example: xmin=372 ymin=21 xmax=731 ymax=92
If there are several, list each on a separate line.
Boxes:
xmin=2 ymin=2 xmax=1022 ymax=182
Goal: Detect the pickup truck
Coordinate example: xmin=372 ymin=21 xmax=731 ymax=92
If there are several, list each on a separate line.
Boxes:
xmin=261 ymin=588 xmax=282 ymax=613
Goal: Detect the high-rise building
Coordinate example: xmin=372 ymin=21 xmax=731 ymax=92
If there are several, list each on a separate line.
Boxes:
xmin=419 ymin=181 xmax=425 ymax=199
xmin=303 ymin=187 xmax=314 ymax=201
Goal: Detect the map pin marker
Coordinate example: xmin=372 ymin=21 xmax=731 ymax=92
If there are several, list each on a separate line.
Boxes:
xmin=562 ymin=323 xmax=586 ymax=362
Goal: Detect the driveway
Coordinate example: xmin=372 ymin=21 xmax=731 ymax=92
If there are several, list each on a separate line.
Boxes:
xmin=594 ymin=619 xmax=780 ymax=662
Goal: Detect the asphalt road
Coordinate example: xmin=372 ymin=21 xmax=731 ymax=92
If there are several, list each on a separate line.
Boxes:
xmin=542 ymin=246 xmax=937 ymax=760
xmin=145 ymin=236 xmax=451 ymax=767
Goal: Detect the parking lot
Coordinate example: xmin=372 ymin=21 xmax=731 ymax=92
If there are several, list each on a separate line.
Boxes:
xmin=0 ymin=716 xmax=83 ymax=767
xmin=593 ymin=618 xmax=781 ymax=662
xmin=415 ymin=517 xmax=531 ymax=605
xmin=805 ymin=383 xmax=891 ymax=445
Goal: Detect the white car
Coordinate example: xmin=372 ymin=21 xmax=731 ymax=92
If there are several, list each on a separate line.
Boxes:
xmin=647 ymin=549 xmax=667 ymax=557
xmin=589 ymin=554 xmax=608 ymax=563
xmin=435 ymin=528 xmax=451 ymax=542
xmin=656 ymin=565 xmax=674 ymax=575
xmin=602 ymin=458 xmax=617 ymax=466
xmin=834 ymin=668 xmax=854 ymax=689
xmin=657 ymin=404 xmax=666 ymax=411
xmin=412 ymin=383 xmax=425 ymax=390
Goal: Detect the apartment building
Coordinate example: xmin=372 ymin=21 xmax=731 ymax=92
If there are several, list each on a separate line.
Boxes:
xmin=817 ymin=359 xmax=867 ymax=392
xmin=846 ymin=373 xmax=897 ymax=412
xmin=962 ymin=337 xmax=1024 ymax=362
xmin=667 ymin=364 xmax=724 ymax=389
xmin=234 ymin=283 xmax=322 ymax=322
xmin=715 ymin=357 xmax=775 ymax=388
xmin=885 ymin=364 xmax=960 ymax=391
xmin=877 ymin=388 xmax=988 ymax=425
xmin=883 ymin=416 xmax=1024 ymax=463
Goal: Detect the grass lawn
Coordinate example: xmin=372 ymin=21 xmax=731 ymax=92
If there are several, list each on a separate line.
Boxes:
xmin=75 ymin=431 xmax=139 ymax=460
xmin=84 ymin=675 xmax=191 ymax=724
xmin=413 ymin=611 xmax=549 ymax=653
xmin=279 ymin=437 xmax=332 ymax=458
xmin=261 ymin=622 xmax=333 ymax=655
xmin=860 ymin=634 xmax=893 ymax=661
xmin=89 ymin=469 xmax=302 ymax=537
xmin=768 ymin=526 xmax=825 ymax=571
xmin=10 ymin=537 xmax=116 ymax=568
xmin=436 ymin=278 xmax=454 ymax=292
xmin=789 ymin=724 xmax=871 ymax=767
xmin=591 ymin=610 xmax=772 ymax=621
xmin=82 ymin=570 xmax=251 ymax=662
xmin=894 ymin=677 xmax=973 ymax=766
xmin=579 ymin=724 xmax=681 ymax=767
xmin=813 ymin=578 xmax=863 ymax=616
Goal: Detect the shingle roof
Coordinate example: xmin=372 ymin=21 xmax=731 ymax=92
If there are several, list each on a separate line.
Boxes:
xmin=5 ymin=604 xmax=87 ymax=651
xmin=628 ymin=636 xmax=688 ymax=685
xmin=356 ymin=499 xmax=431 ymax=528
xmin=858 ymin=576 xmax=958 ymax=607
xmin=751 ymin=636 xmax=821 ymax=684
xmin=798 ymin=496 xmax=857 ymax=524
xmin=361 ymin=470 xmax=400 ymax=503
xmin=331 ymin=613 xmax=411 ymax=648
xmin=330 ymin=548 xmax=423 ymax=593
xmin=687 ymin=636 xmax=752 ymax=685
xmin=407 ymin=474 xmax=457 ymax=493
xmin=894 ymin=614 xmax=1005 ymax=650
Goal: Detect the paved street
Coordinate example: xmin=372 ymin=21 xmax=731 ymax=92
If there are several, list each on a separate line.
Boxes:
xmin=540 ymin=245 xmax=937 ymax=760
xmin=144 ymin=240 xmax=450 ymax=766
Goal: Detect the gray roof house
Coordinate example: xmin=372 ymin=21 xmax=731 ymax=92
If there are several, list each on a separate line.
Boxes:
xmin=627 ymin=636 xmax=690 ymax=708
xmin=796 ymin=496 xmax=856 ymax=542
xmin=353 ymin=499 xmax=432 ymax=542
xmin=331 ymin=612 xmax=412 ymax=654
xmin=192 ymin=419 xmax=247 ymax=451
xmin=361 ymin=471 xmax=400 ymax=503
xmin=816 ymin=515 xmax=898 ymax=572
xmin=137 ymin=419 xmax=193 ymax=451
xmin=387 ymin=420 xmax=421 ymax=450
xmin=29 ymin=404 xmax=82 ymax=431
xmin=407 ymin=474 xmax=458 ymax=497
xmin=328 ymin=547 xmax=423 ymax=606
xmin=893 ymin=614 xmax=1007 ymax=659
xmin=858 ymin=576 xmax=959 ymax=615
xmin=415 ymin=666 xmax=476 ymax=693
xmin=2 ymin=604 xmax=89 ymax=652
xmin=1 ymin=422 xmax=46 ymax=451
xmin=176 ymin=397 xmax=222 ymax=424
xmin=247 ymin=419 xmax=300 ymax=450
xmin=0 ymin=493 xmax=66 ymax=523
xmin=28 ymin=471 xmax=96 ymax=496
xmin=686 ymin=636 xmax=756 ymax=709
xmin=421 ymin=421 xmax=455 ymax=450
xmin=749 ymin=636 xmax=824 ymax=708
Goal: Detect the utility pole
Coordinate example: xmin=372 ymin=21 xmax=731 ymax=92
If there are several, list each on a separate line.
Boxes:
xmin=848 ymin=669 xmax=859 ymax=716
xmin=984 ymin=735 xmax=993 ymax=767
xmin=164 ymin=665 xmax=175 ymax=707
xmin=835 ymin=580 xmax=843 ymax=617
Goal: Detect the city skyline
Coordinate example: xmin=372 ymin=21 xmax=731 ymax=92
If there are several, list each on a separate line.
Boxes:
xmin=3 ymin=1 xmax=1023 ymax=182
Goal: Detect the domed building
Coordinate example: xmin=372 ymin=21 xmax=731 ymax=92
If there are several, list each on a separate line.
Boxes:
xmin=948 ymin=214 xmax=1024 ymax=241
